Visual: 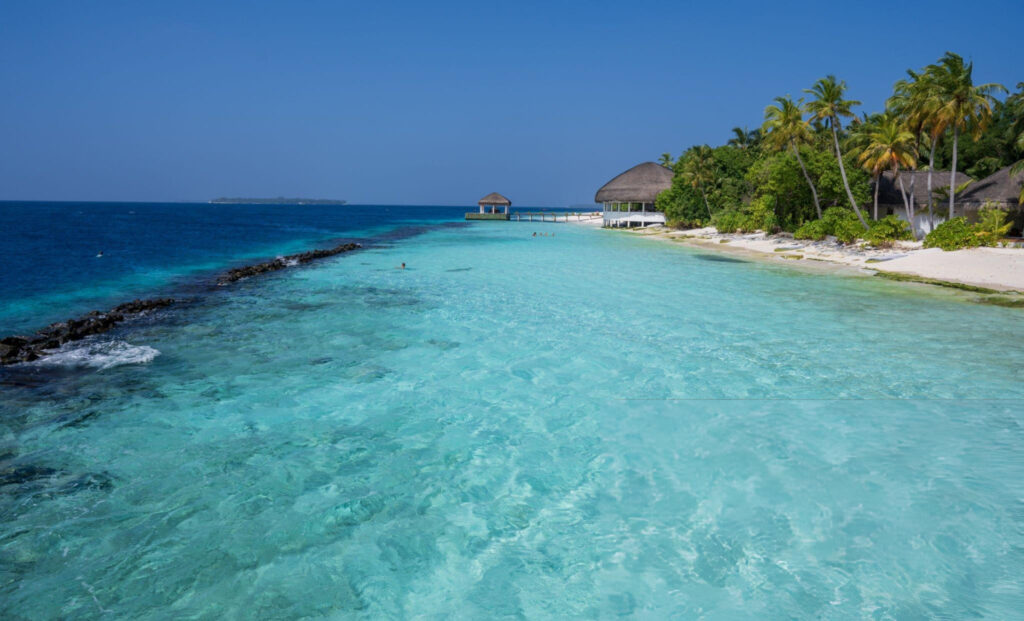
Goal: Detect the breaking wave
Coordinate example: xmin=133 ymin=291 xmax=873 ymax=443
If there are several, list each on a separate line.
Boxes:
xmin=26 ymin=339 xmax=161 ymax=370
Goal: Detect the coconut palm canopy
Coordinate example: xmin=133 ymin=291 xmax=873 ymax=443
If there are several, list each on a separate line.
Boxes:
xmin=477 ymin=192 xmax=511 ymax=206
xmin=594 ymin=162 xmax=674 ymax=203
xmin=958 ymin=166 xmax=1024 ymax=206
xmin=876 ymin=170 xmax=971 ymax=206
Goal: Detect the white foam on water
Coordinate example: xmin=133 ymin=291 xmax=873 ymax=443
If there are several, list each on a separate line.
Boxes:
xmin=27 ymin=339 xmax=161 ymax=370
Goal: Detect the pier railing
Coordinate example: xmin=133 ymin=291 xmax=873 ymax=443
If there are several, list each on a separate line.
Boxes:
xmin=511 ymin=211 xmax=601 ymax=223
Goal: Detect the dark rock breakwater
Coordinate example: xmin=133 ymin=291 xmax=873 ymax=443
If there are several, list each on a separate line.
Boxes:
xmin=2 ymin=241 xmax=364 ymax=366
xmin=1 ymin=299 xmax=175 ymax=365
xmin=218 ymin=242 xmax=362 ymax=284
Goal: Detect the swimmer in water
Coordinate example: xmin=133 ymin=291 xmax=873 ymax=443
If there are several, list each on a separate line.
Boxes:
xmin=400 ymin=262 xmax=406 ymax=269
xmin=96 ymin=251 xmax=104 ymax=258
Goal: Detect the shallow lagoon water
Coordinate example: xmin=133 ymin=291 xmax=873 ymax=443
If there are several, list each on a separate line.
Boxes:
xmin=2 ymin=218 xmax=1023 ymax=618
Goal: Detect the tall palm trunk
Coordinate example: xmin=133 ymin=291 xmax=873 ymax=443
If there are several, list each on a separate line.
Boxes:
xmin=907 ymin=168 xmax=917 ymax=239
xmin=897 ymin=171 xmax=918 ymax=240
xmin=700 ymin=187 xmax=712 ymax=219
xmin=926 ymin=140 xmax=937 ymax=231
xmin=830 ymin=117 xmax=869 ymax=229
xmin=948 ymin=124 xmax=959 ymax=220
xmin=791 ymin=141 xmax=821 ymax=218
xmin=872 ymin=174 xmax=880 ymax=220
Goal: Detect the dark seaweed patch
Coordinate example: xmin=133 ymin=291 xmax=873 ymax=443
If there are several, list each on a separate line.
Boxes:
xmin=58 ymin=410 xmax=101 ymax=430
xmin=693 ymin=254 xmax=748 ymax=263
xmin=0 ymin=465 xmax=59 ymax=488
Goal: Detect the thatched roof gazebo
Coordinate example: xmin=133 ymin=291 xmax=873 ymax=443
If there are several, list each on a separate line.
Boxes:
xmin=594 ymin=162 xmax=674 ymax=227
xmin=467 ymin=192 xmax=512 ymax=220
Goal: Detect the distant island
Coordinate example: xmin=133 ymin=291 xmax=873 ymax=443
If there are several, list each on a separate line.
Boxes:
xmin=209 ymin=197 xmax=347 ymax=205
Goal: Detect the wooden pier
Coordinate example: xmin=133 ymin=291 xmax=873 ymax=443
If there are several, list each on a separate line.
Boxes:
xmin=511 ymin=211 xmax=602 ymax=223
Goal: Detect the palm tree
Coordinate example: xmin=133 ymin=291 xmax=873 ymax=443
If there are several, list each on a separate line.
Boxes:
xmin=804 ymin=75 xmax=869 ymax=229
xmin=658 ymin=153 xmax=674 ymax=168
xmin=888 ymin=69 xmax=936 ymax=228
xmin=858 ymin=115 xmax=918 ymax=235
xmin=923 ymin=52 xmax=1006 ymax=219
xmin=845 ymin=113 xmax=882 ymax=218
xmin=681 ymin=145 xmax=716 ymax=219
xmin=762 ymin=96 xmax=822 ymax=218
xmin=727 ymin=127 xmax=759 ymax=150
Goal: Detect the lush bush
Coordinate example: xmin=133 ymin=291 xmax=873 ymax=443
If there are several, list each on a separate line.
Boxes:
xmin=710 ymin=197 xmax=780 ymax=234
xmin=923 ymin=209 xmax=1012 ymax=251
xmin=793 ymin=207 xmax=866 ymax=244
xmin=711 ymin=210 xmax=748 ymax=234
xmin=864 ymin=215 xmax=913 ymax=247
xmin=746 ymin=196 xmax=780 ymax=232
xmin=794 ymin=219 xmax=829 ymax=241
xmin=923 ymin=217 xmax=979 ymax=251
xmin=974 ymin=206 xmax=1012 ymax=246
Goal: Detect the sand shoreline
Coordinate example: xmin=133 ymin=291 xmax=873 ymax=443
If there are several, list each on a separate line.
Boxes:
xmin=585 ymin=222 xmax=1024 ymax=298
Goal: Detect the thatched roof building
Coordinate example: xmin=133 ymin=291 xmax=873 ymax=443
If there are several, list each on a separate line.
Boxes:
xmin=876 ymin=170 xmax=971 ymax=208
xmin=594 ymin=162 xmax=673 ymax=204
xmin=958 ymin=166 xmax=1024 ymax=208
xmin=594 ymin=162 xmax=674 ymax=228
xmin=469 ymin=192 xmax=511 ymax=219
xmin=478 ymin=192 xmax=511 ymax=208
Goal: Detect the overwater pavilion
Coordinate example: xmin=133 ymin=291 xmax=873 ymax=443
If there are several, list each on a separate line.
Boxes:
xmin=595 ymin=162 xmax=673 ymax=227
xmin=467 ymin=192 xmax=512 ymax=220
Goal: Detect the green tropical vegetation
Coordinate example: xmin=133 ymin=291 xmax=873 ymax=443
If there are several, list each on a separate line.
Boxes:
xmin=923 ymin=205 xmax=1013 ymax=250
xmin=656 ymin=52 xmax=1022 ymax=240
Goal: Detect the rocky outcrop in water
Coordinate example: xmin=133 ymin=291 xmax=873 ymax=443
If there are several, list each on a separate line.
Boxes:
xmin=2 ymin=241 xmax=363 ymax=366
xmin=218 ymin=242 xmax=362 ymax=284
xmin=0 ymin=298 xmax=174 ymax=366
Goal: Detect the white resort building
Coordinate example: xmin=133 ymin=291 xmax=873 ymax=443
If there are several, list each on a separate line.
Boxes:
xmin=595 ymin=162 xmax=674 ymax=227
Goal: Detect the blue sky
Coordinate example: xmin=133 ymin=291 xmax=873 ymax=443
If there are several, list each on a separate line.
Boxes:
xmin=1 ymin=0 xmax=1021 ymax=206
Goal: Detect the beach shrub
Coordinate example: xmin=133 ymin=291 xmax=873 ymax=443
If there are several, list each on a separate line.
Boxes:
xmin=793 ymin=208 xmax=865 ymax=244
xmin=828 ymin=210 xmax=866 ymax=244
xmin=923 ymin=206 xmax=1012 ymax=250
xmin=746 ymin=196 xmax=780 ymax=233
xmin=974 ymin=205 xmax=1012 ymax=246
xmin=794 ymin=219 xmax=829 ymax=241
xmin=710 ymin=197 xmax=780 ymax=234
xmin=864 ymin=215 xmax=912 ymax=247
xmin=711 ymin=210 xmax=748 ymax=234
xmin=923 ymin=217 xmax=979 ymax=251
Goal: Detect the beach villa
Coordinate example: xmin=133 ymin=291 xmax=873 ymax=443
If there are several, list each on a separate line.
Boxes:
xmin=873 ymin=166 xmax=1024 ymax=236
xmin=595 ymin=162 xmax=673 ymax=227
xmin=958 ymin=165 xmax=1024 ymax=210
xmin=467 ymin=192 xmax=511 ymax=220
xmin=874 ymin=170 xmax=972 ymax=235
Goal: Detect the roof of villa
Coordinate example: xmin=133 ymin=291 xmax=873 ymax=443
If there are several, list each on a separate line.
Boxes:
xmin=958 ymin=166 xmax=1024 ymax=206
xmin=594 ymin=162 xmax=674 ymax=203
xmin=478 ymin=192 xmax=511 ymax=206
xmin=876 ymin=170 xmax=972 ymax=206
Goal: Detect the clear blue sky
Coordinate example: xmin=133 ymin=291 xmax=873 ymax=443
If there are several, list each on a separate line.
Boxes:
xmin=2 ymin=0 xmax=1021 ymax=206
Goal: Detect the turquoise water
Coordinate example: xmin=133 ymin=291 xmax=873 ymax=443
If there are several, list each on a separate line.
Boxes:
xmin=2 ymin=221 xmax=1023 ymax=618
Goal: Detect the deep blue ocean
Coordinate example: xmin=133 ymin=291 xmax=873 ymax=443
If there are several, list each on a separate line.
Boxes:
xmin=0 ymin=202 xmax=471 ymax=334
xmin=1 ymin=202 xmax=1023 ymax=618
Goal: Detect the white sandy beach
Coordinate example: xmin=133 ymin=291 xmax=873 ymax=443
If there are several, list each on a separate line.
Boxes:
xmin=621 ymin=225 xmax=1024 ymax=293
